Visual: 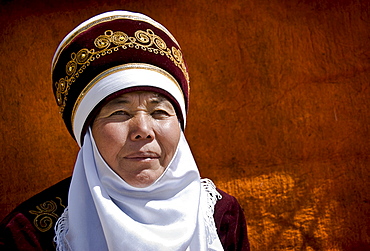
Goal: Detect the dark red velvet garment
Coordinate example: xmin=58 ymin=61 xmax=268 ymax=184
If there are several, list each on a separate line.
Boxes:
xmin=215 ymin=189 xmax=250 ymax=251
xmin=0 ymin=177 xmax=250 ymax=250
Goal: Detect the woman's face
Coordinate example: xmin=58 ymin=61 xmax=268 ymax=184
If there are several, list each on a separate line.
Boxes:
xmin=92 ymin=91 xmax=181 ymax=188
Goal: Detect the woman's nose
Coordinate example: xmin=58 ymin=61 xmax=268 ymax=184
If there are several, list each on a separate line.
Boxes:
xmin=130 ymin=114 xmax=154 ymax=141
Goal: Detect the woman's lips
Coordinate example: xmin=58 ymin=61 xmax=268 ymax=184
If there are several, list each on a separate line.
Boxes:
xmin=124 ymin=152 xmax=160 ymax=161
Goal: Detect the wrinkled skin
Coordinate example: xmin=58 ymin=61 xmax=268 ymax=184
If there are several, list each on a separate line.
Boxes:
xmin=92 ymin=91 xmax=181 ymax=188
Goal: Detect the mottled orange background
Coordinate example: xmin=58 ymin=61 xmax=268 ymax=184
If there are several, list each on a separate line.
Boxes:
xmin=1 ymin=0 xmax=369 ymax=250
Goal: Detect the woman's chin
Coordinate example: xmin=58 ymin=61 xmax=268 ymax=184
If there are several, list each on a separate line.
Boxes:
xmin=120 ymin=166 xmax=165 ymax=188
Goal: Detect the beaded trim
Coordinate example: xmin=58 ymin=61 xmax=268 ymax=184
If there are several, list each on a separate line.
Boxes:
xmin=54 ymin=29 xmax=189 ymax=115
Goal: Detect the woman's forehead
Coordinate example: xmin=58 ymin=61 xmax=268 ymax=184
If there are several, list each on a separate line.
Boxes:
xmin=105 ymin=91 xmax=171 ymax=107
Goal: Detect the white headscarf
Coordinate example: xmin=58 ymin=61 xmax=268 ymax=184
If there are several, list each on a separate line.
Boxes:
xmin=54 ymin=64 xmax=223 ymax=250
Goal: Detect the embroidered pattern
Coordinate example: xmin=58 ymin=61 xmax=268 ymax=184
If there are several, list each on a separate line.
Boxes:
xmin=29 ymin=197 xmax=66 ymax=232
xmin=55 ymin=29 xmax=189 ymax=114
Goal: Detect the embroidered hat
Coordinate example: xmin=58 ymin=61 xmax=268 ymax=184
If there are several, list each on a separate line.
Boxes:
xmin=51 ymin=10 xmax=189 ymax=145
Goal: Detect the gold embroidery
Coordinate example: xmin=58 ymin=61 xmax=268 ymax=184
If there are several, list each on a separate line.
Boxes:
xmin=55 ymin=29 xmax=189 ymax=115
xmin=29 ymin=197 xmax=66 ymax=232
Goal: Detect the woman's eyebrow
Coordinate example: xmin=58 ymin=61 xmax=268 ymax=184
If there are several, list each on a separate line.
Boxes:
xmin=101 ymin=99 xmax=130 ymax=111
xmin=108 ymin=98 xmax=130 ymax=106
xmin=149 ymin=95 xmax=168 ymax=104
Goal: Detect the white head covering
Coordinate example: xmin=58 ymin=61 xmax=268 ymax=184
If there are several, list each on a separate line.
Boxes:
xmin=54 ymin=67 xmax=223 ymax=250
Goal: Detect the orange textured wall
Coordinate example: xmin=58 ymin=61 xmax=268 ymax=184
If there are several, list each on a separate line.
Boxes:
xmin=1 ymin=0 xmax=369 ymax=250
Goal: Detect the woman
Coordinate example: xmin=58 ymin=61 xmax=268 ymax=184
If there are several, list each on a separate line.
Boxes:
xmin=0 ymin=10 xmax=249 ymax=250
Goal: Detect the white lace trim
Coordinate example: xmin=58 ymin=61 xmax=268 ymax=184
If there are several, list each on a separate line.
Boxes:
xmin=54 ymin=208 xmax=71 ymax=251
xmin=200 ymin=178 xmax=222 ymax=247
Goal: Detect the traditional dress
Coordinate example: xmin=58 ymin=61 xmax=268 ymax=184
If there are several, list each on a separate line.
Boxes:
xmin=0 ymin=177 xmax=249 ymax=250
xmin=0 ymin=10 xmax=250 ymax=251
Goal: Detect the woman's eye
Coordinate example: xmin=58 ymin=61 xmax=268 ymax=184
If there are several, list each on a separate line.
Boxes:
xmin=151 ymin=110 xmax=170 ymax=118
xmin=110 ymin=110 xmax=129 ymax=116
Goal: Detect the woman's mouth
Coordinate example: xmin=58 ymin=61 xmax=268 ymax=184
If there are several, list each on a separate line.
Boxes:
xmin=124 ymin=152 xmax=160 ymax=161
